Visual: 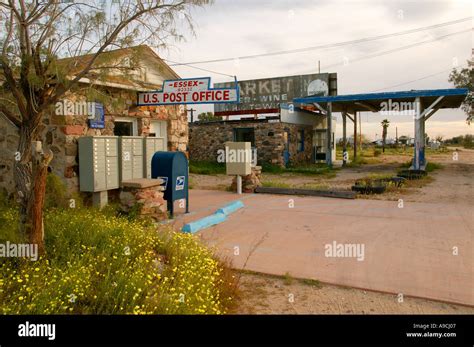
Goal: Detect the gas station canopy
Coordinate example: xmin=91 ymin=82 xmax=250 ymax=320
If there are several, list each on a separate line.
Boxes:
xmin=293 ymin=88 xmax=469 ymax=170
xmin=293 ymin=88 xmax=469 ymax=113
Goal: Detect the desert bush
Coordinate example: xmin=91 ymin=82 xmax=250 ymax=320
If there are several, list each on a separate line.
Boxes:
xmin=0 ymin=207 xmax=234 ymax=314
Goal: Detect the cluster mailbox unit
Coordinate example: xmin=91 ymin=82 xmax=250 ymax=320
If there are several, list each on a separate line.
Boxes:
xmin=79 ymin=135 xmax=189 ymax=216
xmin=118 ymin=136 xmax=144 ymax=183
xmin=80 ymin=136 xmax=167 ymax=191
xmin=78 ymin=136 xmax=120 ymax=192
xmin=144 ymin=137 xmax=166 ymax=178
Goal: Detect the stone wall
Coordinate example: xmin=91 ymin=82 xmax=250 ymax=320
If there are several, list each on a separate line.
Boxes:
xmin=119 ymin=178 xmax=167 ymax=222
xmin=0 ymin=85 xmax=188 ymax=197
xmin=0 ymin=118 xmax=19 ymax=197
xmin=189 ymin=121 xmax=313 ymax=167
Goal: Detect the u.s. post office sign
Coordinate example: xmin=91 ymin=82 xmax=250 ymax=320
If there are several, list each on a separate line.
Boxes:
xmin=137 ymin=77 xmax=239 ymax=106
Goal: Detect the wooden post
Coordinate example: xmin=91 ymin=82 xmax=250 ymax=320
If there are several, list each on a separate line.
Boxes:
xmin=342 ymin=110 xmax=347 ymax=166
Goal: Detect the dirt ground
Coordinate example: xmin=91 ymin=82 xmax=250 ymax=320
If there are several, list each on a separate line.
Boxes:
xmin=190 ymin=147 xmax=473 ymax=205
xmin=234 ymin=272 xmax=474 ymax=314
xmin=190 ymin=147 xmax=474 ymax=314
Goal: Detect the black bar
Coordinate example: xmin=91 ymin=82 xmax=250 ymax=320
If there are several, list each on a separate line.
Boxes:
xmin=0 ymin=314 xmax=472 ymax=345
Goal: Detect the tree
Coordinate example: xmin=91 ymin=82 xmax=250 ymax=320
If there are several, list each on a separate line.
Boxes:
xmin=381 ymin=119 xmax=390 ymax=152
xmin=398 ymin=135 xmax=409 ymax=145
xmin=198 ymin=111 xmax=219 ymax=122
xmin=0 ymin=0 xmax=208 ymax=252
xmin=425 ymin=133 xmax=430 ymax=145
xmin=449 ymin=52 xmax=473 ymax=123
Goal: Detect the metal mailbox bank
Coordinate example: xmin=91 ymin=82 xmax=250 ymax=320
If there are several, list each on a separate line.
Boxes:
xmin=151 ymin=151 xmax=189 ymax=216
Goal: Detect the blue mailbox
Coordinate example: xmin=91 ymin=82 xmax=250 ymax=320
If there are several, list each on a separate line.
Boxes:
xmin=151 ymin=151 xmax=189 ymax=216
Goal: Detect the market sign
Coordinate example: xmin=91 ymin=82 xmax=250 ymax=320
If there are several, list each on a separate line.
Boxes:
xmin=213 ymin=73 xmax=337 ymax=113
xmin=137 ymin=77 xmax=239 ymax=106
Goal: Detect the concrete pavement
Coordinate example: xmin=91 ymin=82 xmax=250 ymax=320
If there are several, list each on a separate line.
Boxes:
xmin=172 ymin=190 xmax=473 ymax=306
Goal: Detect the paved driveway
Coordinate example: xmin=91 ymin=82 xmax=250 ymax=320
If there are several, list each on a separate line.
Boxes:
xmin=173 ymin=190 xmax=473 ymax=306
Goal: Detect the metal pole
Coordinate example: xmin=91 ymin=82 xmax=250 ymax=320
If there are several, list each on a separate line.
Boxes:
xmin=342 ymin=110 xmax=347 ymax=166
xmin=187 ymin=108 xmax=196 ymax=123
xmin=414 ymin=97 xmax=422 ymax=170
xmin=353 ymin=111 xmax=358 ymax=159
xmin=326 ymin=102 xmax=333 ymax=167
xmin=236 ymin=175 xmax=242 ymax=194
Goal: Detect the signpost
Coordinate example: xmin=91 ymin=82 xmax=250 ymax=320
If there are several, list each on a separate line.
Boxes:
xmin=137 ymin=77 xmax=239 ymax=106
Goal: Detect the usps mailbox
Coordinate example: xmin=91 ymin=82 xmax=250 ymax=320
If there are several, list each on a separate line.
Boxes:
xmin=151 ymin=151 xmax=189 ymax=216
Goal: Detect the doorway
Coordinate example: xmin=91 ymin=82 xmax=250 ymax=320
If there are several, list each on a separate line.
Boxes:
xmin=149 ymin=120 xmax=168 ymax=150
xmin=233 ymin=127 xmax=255 ymax=146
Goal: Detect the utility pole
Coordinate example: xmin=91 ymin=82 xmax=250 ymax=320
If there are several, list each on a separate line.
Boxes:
xmin=359 ymin=112 xmax=362 ymax=152
xmin=187 ymin=108 xmax=196 ymax=123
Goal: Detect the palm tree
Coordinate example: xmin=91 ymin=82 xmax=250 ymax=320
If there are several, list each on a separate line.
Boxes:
xmin=381 ymin=119 xmax=390 ymax=152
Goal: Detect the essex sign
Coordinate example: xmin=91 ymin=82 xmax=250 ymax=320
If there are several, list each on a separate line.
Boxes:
xmin=137 ymin=77 xmax=239 ymax=106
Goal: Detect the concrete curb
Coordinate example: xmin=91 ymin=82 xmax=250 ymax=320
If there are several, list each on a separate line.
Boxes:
xmin=181 ymin=212 xmax=227 ymax=233
xmin=215 ymin=200 xmax=244 ymax=215
xmin=182 ymin=200 xmax=244 ymax=234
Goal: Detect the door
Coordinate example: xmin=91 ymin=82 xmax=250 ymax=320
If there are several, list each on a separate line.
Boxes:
xmin=233 ymin=127 xmax=255 ymax=146
xmin=149 ymin=120 xmax=168 ymax=150
xmin=283 ymin=130 xmax=290 ymax=167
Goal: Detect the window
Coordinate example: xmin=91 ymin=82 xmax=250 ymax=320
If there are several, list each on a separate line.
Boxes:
xmin=114 ymin=117 xmax=137 ymax=136
xmin=233 ymin=128 xmax=255 ymax=146
xmin=297 ymin=129 xmax=305 ymax=152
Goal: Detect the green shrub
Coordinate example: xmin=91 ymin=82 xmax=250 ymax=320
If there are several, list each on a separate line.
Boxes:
xmin=261 ymin=181 xmax=292 ymax=188
xmin=261 ymin=163 xmax=285 ymax=173
xmin=345 ymin=156 xmax=370 ymax=167
xmin=45 ymin=173 xmax=69 ymax=209
xmin=262 ymin=162 xmax=336 ymax=177
xmin=0 ymin=207 xmax=234 ymax=314
xmin=399 ymin=161 xmax=442 ymax=172
xmin=189 ymin=161 xmax=225 ymax=175
xmin=425 ymin=162 xmax=443 ymax=172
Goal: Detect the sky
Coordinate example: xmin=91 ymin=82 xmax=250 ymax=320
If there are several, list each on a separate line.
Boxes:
xmin=160 ymin=0 xmax=473 ymax=140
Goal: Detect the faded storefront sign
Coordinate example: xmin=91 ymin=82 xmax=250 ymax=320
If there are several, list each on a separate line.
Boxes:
xmin=214 ymin=73 xmax=337 ymax=113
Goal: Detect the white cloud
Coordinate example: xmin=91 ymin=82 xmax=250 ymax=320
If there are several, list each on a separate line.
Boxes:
xmin=161 ymin=0 xmax=472 ymax=135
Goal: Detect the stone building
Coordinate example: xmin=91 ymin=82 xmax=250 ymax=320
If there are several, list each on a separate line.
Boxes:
xmin=189 ymin=106 xmax=336 ymax=167
xmin=0 ymin=45 xmax=187 ymax=198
